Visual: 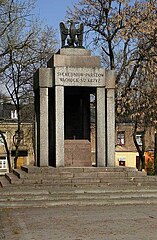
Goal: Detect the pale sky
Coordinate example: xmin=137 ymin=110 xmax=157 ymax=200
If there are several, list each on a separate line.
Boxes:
xmin=34 ymin=0 xmax=78 ymax=38
xmin=0 ymin=0 xmax=79 ymax=94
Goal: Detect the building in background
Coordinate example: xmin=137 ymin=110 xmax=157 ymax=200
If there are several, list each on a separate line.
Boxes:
xmin=90 ymin=116 xmax=155 ymax=171
xmin=0 ymin=102 xmax=34 ymax=174
xmin=115 ymin=122 xmax=155 ymax=172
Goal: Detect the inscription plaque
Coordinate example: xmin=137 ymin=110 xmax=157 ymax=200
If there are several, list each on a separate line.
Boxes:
xmin=55 ymin=67 xmax=105 ymax=87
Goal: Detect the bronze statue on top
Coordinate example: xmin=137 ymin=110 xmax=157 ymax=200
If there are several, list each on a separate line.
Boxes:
xmin=60 ymin=20 xmax=84 ymax=48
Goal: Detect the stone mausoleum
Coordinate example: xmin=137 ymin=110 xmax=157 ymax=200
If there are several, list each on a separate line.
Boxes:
xmin=34 ymin=21 xmax=115 ymax=168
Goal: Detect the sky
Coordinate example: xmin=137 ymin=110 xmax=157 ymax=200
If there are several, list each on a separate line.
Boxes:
xmin=34 ymin=0 xmax=78 ymax=40
xmin=0 ymin=0 xmax=79 ymax=94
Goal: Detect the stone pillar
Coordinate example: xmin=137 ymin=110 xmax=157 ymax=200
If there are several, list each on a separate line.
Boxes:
xmin=55 ymin=85 xmax=64 ymax=167
xmin=39 ymin=87 xmax=49 ymax=166
xmin=96 ymin=87 xmax=106 ymax=166
xmin=34 ymin=108 xmax=37 ymax=166
xmin=33 ymin=68 xmax=53 ymax=167
xmin=106 ymin=70 xmax=115 ymax=166
xmin=106 ymin=88 xmax=115 ymax=166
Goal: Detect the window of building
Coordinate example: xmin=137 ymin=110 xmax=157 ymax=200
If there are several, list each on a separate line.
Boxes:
xmin=136 ymin=133 xmax=143 ymax=146
xmin=118 ymin=157 xmax=126 ymax=166
xmin=0 ymin=132 xmax=6 ymax=145
xmin=0 ymin=157 xmax=7 ymax=169
xmin=117 ymin=131 xmax=125 ymax=146
xmin=11 ymin=109 xmax=18 ymax=119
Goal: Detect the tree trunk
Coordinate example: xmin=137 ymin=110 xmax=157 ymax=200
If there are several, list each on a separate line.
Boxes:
xmin=0 ymin=131 xmax=12 ymax=172
xmin=13 ymin=100 xmax=21 ymax=169
xmin=132 ymin=121 xmax=145 ymax=171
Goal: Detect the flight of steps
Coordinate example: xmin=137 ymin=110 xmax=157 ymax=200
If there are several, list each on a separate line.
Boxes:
xmin=0 ymin=166 xmax=154 ymax=187
xmin=1 ymin=166 xmax=157 ymax=208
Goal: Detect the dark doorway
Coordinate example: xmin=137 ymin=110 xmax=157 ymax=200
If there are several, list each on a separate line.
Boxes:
xmin=64 ymin=87 xmax=96 ymax=167
xmin=65 ymin=87 xmax=95 ymax=140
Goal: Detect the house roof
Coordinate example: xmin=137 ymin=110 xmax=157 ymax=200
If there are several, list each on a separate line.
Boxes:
xmin=0 ymin=103 xmax=34 ymax=123
xmin=116 ymin=145 xmax=137 ymax=152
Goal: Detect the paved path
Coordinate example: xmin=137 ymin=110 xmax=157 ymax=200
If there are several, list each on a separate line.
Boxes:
xmin=0 ymin=204 xmax=157 ymax=240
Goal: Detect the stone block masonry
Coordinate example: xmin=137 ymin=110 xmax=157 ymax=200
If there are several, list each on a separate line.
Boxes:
xmin=34 ymin=48 xmax=115 ymax=167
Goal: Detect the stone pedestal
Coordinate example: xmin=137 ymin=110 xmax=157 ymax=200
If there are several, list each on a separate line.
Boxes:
xmin=64 ymin=140 xmax=91 ymax=167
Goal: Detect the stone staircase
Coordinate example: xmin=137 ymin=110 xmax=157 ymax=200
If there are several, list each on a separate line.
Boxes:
xmin=0 ymin=166 xmax=157 ymax=208
xmin=0 ymin=166 xmax=153 ymax=187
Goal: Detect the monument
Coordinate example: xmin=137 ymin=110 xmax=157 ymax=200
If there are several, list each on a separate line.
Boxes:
xmin=33 ymin=20 xmax=115 ymax=167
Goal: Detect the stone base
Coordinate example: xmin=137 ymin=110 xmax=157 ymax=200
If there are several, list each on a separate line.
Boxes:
xmin=64 ymin=140 xmax=92 ymax=167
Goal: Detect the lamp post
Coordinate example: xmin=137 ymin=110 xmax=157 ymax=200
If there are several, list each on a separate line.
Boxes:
xmin=13 ymin=130 xmax=23 ymax=146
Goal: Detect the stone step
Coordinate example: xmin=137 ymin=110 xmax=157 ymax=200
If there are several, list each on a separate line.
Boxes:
xmin=5 ymin=171 xmax=133 ymax=186
xmin=13 ymin=169 xmax=74 ymax=179
xmin=21 ymin=166 xmax=138 ymax=174
xmin=5 ymin=173 xmax=22 ymax=185
xmin=1 ymin=166 xmax=155 ymax=189
xmin=21 ymin=166 xmax=85 ymax=174
xmin=3 ymin=171 xmax=157 ymax=188
xmin=0 ymin=178 xmax=136 ymax=188
xmin=1 ymin=188 xmax=157 ymax=198
xmin=1 ymin=198 xmax=157 ymax=208
xmin=1 ymin=188 xmax=157 ymax=208
xmin=13 ymin=170 xmax=130 ymax=182
xmin=2 ymin=194 xmax=157 ymax=203
xmin=0 ymin=176 xmax=11 ymax=188
xmin=73 ymin=171 xmax=128 ymax=178
xmin=0 ymin=183 xmax=140 ymax=192
xmin=14 ymin=168 xmax=146 ymax=179
xmin=128 ymin=176 xmax=157 ymax=183
xmin=126 ymin=171 xmax=147 ymax=177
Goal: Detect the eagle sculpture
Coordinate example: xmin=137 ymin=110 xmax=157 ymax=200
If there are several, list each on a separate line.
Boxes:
xmin=60 ymin=20 xmax=84 ymax=48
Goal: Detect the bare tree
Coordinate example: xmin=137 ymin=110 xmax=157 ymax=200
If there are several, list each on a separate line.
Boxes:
xmin=68 ymin=0 xmax=156 ymax=82
xmin=68 ymin=0 xmax=157 ymax=169
xmin=0 ymin=0 xmax=58 ymax=169
xmin=117 ymin=61 xmax=157 ymax=169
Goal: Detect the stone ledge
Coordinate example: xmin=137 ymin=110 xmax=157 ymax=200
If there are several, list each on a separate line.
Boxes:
xmin=58 ymin=48 xmax=91 ymax=56
xmin=48 ymin=55 xmax=100 ymax=68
